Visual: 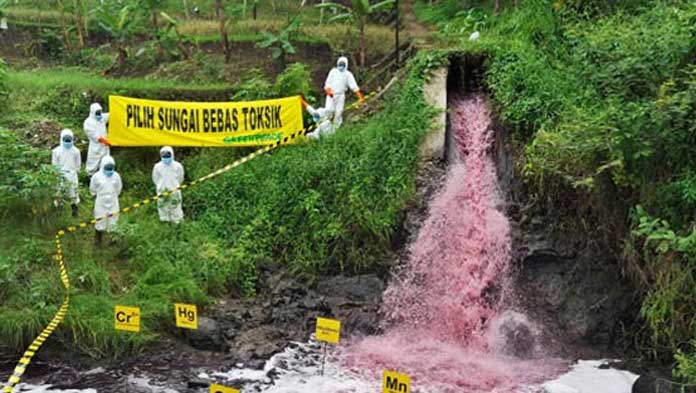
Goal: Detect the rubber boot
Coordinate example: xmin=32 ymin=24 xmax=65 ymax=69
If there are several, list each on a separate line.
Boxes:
xmin=71 ymin=204 xmax=78 ymax=218
xmin=95 ymin=230 xmax=103 ymax=247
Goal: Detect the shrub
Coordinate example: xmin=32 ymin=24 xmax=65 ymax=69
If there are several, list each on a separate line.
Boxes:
xmin=0 ymin=129 xmax=58 ymax=220
xmin=274 ymin=62 xmax=312 ymax=100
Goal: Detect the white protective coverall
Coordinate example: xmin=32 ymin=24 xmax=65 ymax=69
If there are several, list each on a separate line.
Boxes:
xmin=306 ymin=105 xmax=335 ymax=139
xmin=324 ymin=56 xmax=360 ymax=130
xmin=51 ymin=129 xmax=82 ymax=204
xmin=152 ymin=146 xmax=185 ymax=223
xmin=90 ymin=156 xmax=122 ymax=232
xmin=84 ymin=103 xmax=111 ymax=176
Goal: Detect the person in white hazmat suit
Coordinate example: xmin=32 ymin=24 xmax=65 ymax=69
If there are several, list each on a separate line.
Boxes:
xmin=324 ymin=56 xmax=365 ymax=130
xmin=307 ymin=105 xmax=335 ymax=139
xmin=300 ymin=97 xmax=335 ymax=139
xmin=152 ymin=146 xmax=185 ymax=224
xmin=90 ymin=156 xmax=122 ymax=246
xmin=51 ymin=129 xmax=81 ymax=217
xmin=84 ymin=103 xmax=111 ymax=176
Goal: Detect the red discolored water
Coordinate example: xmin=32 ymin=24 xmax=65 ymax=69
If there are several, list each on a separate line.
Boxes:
xmin=343 ymin=95 xmax=565 ymax=392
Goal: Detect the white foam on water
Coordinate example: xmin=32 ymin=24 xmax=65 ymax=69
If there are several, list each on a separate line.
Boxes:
xmin=210 ymin=339 xmax=376 ymax=393
xmin=126 ymin=376 xmax=180 ymax=393
xmin=208 ymin=341 xmax=639 ymax=393
xmin=11 ymin=350 xmax=639 ymax=392
xmin=541 ymin=360 xmax=639 ymax=393
xmin=14 ymin=384 xmax=97 ymax=393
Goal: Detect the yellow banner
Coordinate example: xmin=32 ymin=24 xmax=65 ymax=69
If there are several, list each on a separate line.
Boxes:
xmin=107 ymin=95 xmax=304 ymax=147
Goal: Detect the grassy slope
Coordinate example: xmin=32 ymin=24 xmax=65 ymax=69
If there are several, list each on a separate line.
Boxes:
xmin=413 ymin=0 xmax=696 ymax=380
xmin=0 ymin=51 xmax=441 ymax=357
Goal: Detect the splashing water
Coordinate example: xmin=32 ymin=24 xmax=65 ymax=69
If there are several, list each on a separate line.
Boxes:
xmin=343 ymin=95 xmax=565 ymax=392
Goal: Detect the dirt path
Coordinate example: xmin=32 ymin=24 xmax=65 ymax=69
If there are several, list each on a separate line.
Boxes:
xmin=401 ymin=0 xmax=435 ymax=49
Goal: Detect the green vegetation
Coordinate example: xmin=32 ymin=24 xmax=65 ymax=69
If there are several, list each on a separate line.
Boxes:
xmin=0 ymin=49 xmax=440 ymax=356
xmin=2 ymin=0 xmax=395 ymax=65
xmin=416 ymin=0 xmax=696 ymax=382
xmin=1 ymin=67 xmax=232 ymax=132
xmin=0 ymin=129 xmax=58 ymax=219
xmin=256 ymin=16 xmax=301 ymax=69
xmin=317 ymin=0 xmax=396 ymax=67
xmin=7 ymin=0 xmax=696 ymax=383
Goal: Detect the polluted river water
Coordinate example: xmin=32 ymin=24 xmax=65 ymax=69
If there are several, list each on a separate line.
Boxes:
xmin=13 ymin=95 xmax=638 ymax=392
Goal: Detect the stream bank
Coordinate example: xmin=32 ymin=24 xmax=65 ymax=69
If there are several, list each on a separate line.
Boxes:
xmin=2 ymin=53 xmax=644 ymax=392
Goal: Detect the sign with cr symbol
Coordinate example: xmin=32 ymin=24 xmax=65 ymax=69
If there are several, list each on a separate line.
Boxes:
xmin=114 ymin=305 xmax=140 ymax=332
xmin=174 ymin=303 xmax=198 ymax=330
xmin=210 ymin=383 xmax=239 ymax=393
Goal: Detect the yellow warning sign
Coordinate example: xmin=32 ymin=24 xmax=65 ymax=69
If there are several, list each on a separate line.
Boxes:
xmin=383 ymin=370 xmax=410 ymax=393
xmin=315 ymin=317 xmax=341 ymax=345
xmin=210 ymin=383 xmax=239 ymax=393
xmin=114 ymin=305 xmax=140 ymax=333
xmin=174 ymin=303 xmax=198 ymax=330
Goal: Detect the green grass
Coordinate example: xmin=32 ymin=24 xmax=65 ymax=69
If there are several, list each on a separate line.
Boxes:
xmin=180 ymin=18 xmax=395 ymax=54
xmin=0 ymin=67 xmax=234 ymax=132
xmin=0 ymin=51 xmax=440 ymax=357
xmin=8 ymin=67 xmax=228 ymax=91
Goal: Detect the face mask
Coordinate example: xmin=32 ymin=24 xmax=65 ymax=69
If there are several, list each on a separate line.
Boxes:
xmin=63 ymin=141 xmax=73 ymax=149
xmin=338 ymin=64 xmax=346 ymax=72
xmin=104 ymin=169 xmax=114 ymax=177
xmin=162 ymin=156 xmax=173 ymax=165
xmin=312 ymin=114 xmax=321 ymax=122
xmin=96 ymin=114 xmax=103 ymax=122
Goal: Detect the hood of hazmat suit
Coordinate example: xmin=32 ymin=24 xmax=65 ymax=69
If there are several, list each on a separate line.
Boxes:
xmin=90 ymin=155 xmax=122 ymax=227
xmin=153 ymin=146 xmax=184 ymax=194
xmin=89 ymin=103 xmax=103 ymax=120
xmin=160 ymin=146 xmax=174 ymax=160
xmin=51 ymin=128 xmax=81 ymax=190
xmin=60 ymin=129 xmax=74 ymax=147
xmin=100 ymin=155 xmax=115 ymax=173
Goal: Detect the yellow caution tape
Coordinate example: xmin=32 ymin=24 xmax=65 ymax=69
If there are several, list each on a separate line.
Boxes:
xmin=2 ymin=91 xmax=376 ymax=392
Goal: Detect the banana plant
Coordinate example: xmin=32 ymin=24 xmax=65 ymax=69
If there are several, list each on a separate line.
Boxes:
xmin=95 ymin=0 xmax=141 ymax=72
xmin=256 ymin=16 xmax=300 ymax=69
xmin=316 ymin=0 xmax=395 ymax=67
xmin=158 ymin=11 xmax=188 ymax=59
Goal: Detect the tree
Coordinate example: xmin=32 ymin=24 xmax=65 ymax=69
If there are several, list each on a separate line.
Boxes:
xmin=256 ymin=16 xmax=300 ymax=70
xmin=55 ymin=0 xmax=75 ymax=54
xmin=96 ymin=1 xmax=140 ymax=73
xmin=215 ymin=0 xmax=231 ymax=62
xmin=158 ymin=11 xmax=189 ymax=59
xmin=317 ymin=0 xmax=395 ymax=68
xmin=140 ymin=0 xmax=164 ymax=55
xmin=47 ymin=0 xmax=87 ymax=54
xmin=74 ymin=0 xmax=87 ymax=49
